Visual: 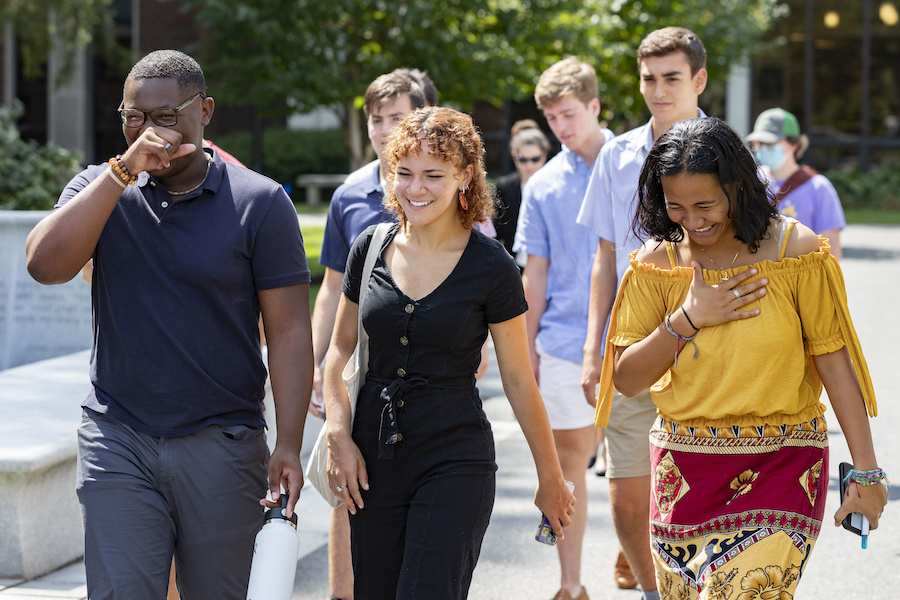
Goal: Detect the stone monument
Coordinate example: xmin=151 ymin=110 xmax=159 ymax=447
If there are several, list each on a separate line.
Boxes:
xmin=0 ymin=210 xmax=93 ymax=579
xmin=0 ymin=211 xmax=93 ymax=371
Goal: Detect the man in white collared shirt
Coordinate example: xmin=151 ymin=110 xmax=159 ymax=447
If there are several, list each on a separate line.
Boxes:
xmin=576 ymin=27 xmax=709 ymax=600
xmin=514 ymin=57 xmax=614 ymax=600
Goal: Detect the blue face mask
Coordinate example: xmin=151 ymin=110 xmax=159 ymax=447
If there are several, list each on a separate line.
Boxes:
xmin=755 ymin=145 xmax=788 ymax=171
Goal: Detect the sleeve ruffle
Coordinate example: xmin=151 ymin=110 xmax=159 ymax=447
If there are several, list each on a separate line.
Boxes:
xmin=596 ymin=270 xmax=629 ymax=428
xmin=595 ymin=255 xmax=687 ymax=427
xmin=784 ymin=241 xmax=876 ymax=417
xmin=818 ymin=253 xmax=877 ymax=417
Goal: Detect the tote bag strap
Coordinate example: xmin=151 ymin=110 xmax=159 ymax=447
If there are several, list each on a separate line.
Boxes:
xmin=349 ymin=222 xmax=392 ymax=407
xmin=357 ymin=223 xmax=392 ymax=343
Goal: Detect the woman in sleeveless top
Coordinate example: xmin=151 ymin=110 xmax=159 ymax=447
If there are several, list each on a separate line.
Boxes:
xmin=595 ymin=118 xmax=886 ymax=599
xmin=323 ymin=107 xmax=575 ymax=600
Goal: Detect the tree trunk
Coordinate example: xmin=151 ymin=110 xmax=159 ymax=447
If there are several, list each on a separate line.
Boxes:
xmin=251 ymin=106 xmax=263 ymax=173
xmin=347 ymin=101 xmax=366 ymax=170
xmin=335 ymin=101 xmax=371 ymax=171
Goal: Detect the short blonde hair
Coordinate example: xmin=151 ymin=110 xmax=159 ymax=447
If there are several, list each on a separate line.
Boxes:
xmin=383 ymin=107 xmax=493 ymax=230
xmin=534 ymin=57 xmax=598 ymax=110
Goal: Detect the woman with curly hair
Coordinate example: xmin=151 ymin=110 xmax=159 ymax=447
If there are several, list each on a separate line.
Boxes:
xmin=323 ymin=106 xmax=575 ymax=600
xmin=596 ymin=117 xmax=886 ymax=599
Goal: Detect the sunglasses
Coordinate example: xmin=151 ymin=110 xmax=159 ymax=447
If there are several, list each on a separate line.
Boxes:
xmin=516 ymin=155 xmax=544 ymax=164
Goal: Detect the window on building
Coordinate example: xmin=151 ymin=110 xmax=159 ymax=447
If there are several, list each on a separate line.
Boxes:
xmin=751 ymin=0 xmax=900 ymax=170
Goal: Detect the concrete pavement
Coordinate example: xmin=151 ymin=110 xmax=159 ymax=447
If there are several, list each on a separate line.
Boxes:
xmin=2 ymin=223 xmax=898 ymax=599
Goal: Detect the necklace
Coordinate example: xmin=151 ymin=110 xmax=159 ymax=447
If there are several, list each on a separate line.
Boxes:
xmin=697 ymin=244 xmax=739 ymax=279
xmin=167 ymin=156 xmax=212 ymax=196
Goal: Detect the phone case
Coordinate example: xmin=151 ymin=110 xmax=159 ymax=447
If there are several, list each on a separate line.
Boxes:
xmin=535 ymin=514 xmax=558 ymax=545
xmin=534 ymin=481 xmax=575 ymax=545
xmin=838 ymin=461 xmax=864 ymax=536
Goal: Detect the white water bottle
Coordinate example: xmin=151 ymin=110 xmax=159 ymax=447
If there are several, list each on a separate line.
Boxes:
xmin=246 ymin=494 xmax=300 ymax=600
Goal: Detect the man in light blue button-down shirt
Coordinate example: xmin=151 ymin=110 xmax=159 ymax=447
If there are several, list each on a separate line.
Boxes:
xmin=513 ymin=57 xmax=613 ymax=600
xmin=576 ymin=28 xmax=710 ymax=600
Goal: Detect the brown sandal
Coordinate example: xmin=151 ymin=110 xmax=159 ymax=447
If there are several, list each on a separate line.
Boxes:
xmin=614 ymin=548 xmax=638 ymax=589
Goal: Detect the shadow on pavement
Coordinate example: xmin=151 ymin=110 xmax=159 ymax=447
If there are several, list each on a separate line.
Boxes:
xmin=842 ymin=247 xmax=900 ymax=261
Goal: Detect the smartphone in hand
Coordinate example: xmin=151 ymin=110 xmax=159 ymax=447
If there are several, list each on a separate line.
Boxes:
xmin=838 ymin=461 xmax=866 ymax=538
xmin=535 ymin=481 xmax=575 ymax=545
xmin=535 ymin=514 xmax=559 ymax=545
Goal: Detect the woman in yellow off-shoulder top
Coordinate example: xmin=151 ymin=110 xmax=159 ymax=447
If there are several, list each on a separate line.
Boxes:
xmin=597 ymin=118 xmax=887 ymax=600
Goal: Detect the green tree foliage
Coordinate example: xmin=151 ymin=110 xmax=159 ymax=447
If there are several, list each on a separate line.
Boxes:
xmin=0 ymin=0 xmax=116 ymax=80
xmin=0 ymin=102 xmax=82 ymax=210
xmin=180 ymin=0 xmax=786 ymax=166
xmin=555 ymin=0 xmax=788 ymax=125
xmin=214 ymin=128 xmax=352 ymax=184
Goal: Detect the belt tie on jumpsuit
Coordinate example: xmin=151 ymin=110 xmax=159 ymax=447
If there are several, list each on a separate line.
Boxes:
xmin=370 ymin=373 xmax=474 ymax=459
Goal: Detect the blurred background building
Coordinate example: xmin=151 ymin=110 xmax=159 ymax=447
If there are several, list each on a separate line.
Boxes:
xmin=1 ymin=0 xmax=897 ymax=175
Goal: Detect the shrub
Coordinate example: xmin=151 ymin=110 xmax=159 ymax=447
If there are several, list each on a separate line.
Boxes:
xmin=825 ymin=165 xmax=900 ymax=211
xmin=0 ymin=102 xmax=83 ymax=210
xmin=213 ymin=128 xmax=352 ymax=188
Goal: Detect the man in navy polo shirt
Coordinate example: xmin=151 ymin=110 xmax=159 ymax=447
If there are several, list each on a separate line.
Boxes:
xmin=312 ymin=71 xmax=428 ymax=413
xmin=26 ymin=50 xmax=313 ymax=599
xmin=311 ymin=68 xmax=429 ymax=600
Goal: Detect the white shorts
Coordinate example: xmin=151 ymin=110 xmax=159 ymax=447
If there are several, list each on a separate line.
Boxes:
xmin=536 ymin=340 xmax=597 ymax=430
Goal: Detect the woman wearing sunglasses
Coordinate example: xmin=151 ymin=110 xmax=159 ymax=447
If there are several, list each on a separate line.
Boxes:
xmin=494 ymin=119 xmax=551 ymax=258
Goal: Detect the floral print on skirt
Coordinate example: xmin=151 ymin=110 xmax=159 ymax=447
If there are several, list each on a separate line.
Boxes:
xmin=649 ymin=416 xmax=829 ymax=600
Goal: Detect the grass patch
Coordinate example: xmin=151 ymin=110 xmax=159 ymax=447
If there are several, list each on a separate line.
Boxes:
xmin=302 ymin=226 xmax=326 ymax=279
xmin=296 ymin=204 xmax=328 ymax=309
xmin=300 ymin=222 xmax=326 ymax=309
xmin=296 ymin=202 xmax=329 ymax=215
xmin=844 ymin=209 xmax=900 ymax=225
xmin=310 ymin=281 xmax=321 ymax=310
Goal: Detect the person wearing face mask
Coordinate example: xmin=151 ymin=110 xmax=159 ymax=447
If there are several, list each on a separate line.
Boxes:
xmin=748 ymin=108 xmax=846 ymax=260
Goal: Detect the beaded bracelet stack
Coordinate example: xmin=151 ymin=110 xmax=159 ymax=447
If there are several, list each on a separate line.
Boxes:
xmin=664 ymin=312 xmax=699 ymax=367
xmin=107 ymin=155 xmax=137 ymax=188
xmin=842 ymin=467 xmax=890 ymax=487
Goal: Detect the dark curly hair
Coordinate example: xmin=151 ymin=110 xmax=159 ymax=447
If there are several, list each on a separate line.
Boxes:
xmin=383 ymin=107 xmax=494 ymax=230
xmin=632 ymin=117 xmax=778 ymax=253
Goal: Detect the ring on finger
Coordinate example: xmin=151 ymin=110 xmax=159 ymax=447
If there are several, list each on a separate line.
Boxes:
xmin=335 ymin=485 xmax=344 ymax=492
xmin=733 ymin=289 xmax=741 ymax=299
xmin=163 ymin=141 xmax=172 ymax=151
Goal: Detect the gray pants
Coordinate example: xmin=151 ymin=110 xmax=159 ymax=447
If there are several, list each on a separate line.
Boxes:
xmin=76 ymin=408 xmax=268 ymax=600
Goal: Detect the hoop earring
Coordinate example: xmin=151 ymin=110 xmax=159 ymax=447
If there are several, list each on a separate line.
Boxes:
xmin=459 ymin=186 xmax=469 ymax=211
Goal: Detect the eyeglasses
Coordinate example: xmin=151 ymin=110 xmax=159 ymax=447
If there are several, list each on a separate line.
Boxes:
xmin=118 ymin=92 xmax=205 ymax=128
xmin=516 ymin=155 xmax=544 ymax=164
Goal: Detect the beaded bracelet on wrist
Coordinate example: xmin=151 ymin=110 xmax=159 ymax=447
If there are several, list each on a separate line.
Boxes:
xmin=105 ymin=168 xmax=127 ymax=189
xmin=664 ymin=312 xmax=699 ymax=367
xmin=108 ymin=155 xmax=137 ymax=186
xmin=843 ymin=468 xmax=890 ymax=486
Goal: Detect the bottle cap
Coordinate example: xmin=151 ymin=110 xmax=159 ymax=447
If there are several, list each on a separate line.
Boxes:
xmin=264 ymin=494 xmax=299 ymax=527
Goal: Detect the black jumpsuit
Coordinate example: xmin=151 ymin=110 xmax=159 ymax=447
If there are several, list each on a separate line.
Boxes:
xmin=342 ymin=224 xmax=527 ymax=600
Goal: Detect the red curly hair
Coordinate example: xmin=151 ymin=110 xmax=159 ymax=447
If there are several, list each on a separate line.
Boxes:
xmin=383 ymin=107 xmax=494 ymax=230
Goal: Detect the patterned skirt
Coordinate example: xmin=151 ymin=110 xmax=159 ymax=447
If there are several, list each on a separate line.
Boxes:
xmin=650 ymin=415 xmax=829 ymax=600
